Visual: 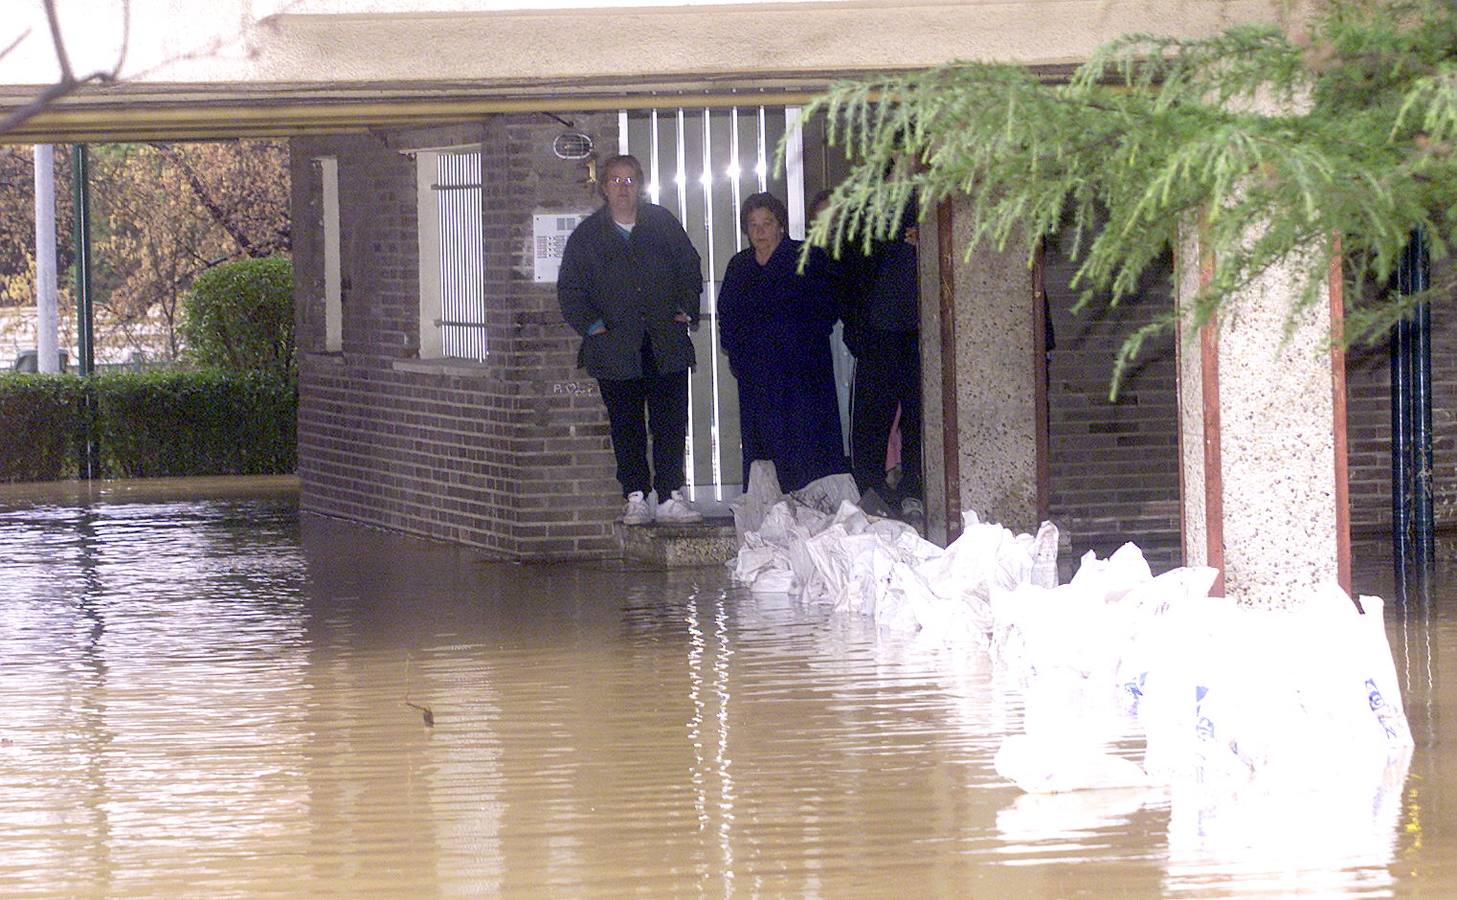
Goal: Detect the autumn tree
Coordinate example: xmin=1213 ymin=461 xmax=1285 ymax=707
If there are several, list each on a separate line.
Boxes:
xmin=90 ymin=140 xmax=291 ymax=360
xmin=0 ymin=145 xmax=73 ymax=305
xmin=0 ymin=139 xmax=289 ymax=362
xmin=0 ymin=3 xmax=293 ymax=364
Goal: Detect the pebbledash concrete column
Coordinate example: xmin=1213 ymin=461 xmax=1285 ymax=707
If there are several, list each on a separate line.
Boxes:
xmin=1175 ymin=226 xmax=1351 ymax=607
xmin=920 ymin=195 xmax=1044 ymax=543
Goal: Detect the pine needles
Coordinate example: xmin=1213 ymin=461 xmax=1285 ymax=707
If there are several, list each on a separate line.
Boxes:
xmin=796 ymin=0 xmax=1457 ymax=395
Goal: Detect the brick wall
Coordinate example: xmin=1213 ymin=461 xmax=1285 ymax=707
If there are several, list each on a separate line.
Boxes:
xmin=1043 ymin=234 xmax=1457 ymax=570
xmin=290 ymin=119 xmax=1452 ymax=564
xmin=1042 ymin=227 xmax=1182 ymax=570
xmin=291 ymin=114 xmax=622 ymax=560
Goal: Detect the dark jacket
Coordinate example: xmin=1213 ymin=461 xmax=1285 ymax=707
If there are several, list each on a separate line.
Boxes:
xmin=719 ymin=238 xmax=847 ymax=492
xmin=838 ymin=201 xmax=921 ymax=354
xmin=557 ymin=202 xmax=703 ymax=380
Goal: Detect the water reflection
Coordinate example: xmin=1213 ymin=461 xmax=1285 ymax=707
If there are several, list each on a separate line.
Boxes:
xmin=0 ymin=478 xmax=1454 ymax=896
xmin=0 ymin=488 xmax=311 ymax=895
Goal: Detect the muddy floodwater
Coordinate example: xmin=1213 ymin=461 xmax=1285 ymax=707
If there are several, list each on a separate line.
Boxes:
xmin=1 ymin=477 xmax=1454 ymax=897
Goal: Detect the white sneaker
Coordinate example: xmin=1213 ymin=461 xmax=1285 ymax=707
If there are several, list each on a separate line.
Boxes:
xmin=655 ymin=489 xmax=702 ymax=524
xmin=622 ymin=491 xmax=653 ymax=525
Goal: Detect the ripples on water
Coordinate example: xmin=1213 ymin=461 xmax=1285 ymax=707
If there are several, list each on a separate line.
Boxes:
xmin=0 ymin=478 xmax=1453 ymax=897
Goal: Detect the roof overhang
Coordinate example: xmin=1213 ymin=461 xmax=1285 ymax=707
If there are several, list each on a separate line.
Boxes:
xmin=0 ymin=0 xmax=1294 ymax=143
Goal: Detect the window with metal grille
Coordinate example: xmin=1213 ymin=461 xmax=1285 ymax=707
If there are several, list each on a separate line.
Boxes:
xmin=434 ymin=151 xmax=486 ymax=360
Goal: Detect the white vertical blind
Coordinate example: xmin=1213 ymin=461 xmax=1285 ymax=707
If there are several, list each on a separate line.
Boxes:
xmin=674 ymin=108 xmax=697 ymax=499
xmin=700 ymin=109 xmax=724 ymax=499
xmin=624 ymin=106 xmax=794 ymax=507
xmin=435 ymin=151 xmax=486 ymax=361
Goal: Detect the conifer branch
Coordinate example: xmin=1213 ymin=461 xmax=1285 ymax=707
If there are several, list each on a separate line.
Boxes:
xmin=793 ymin=0 xmax=1457 ymax=394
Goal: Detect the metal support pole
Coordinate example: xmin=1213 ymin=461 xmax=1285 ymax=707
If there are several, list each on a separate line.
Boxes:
xmin=1393 ymin=229 xmax=1434 ymax=601
xmin=34 ymin=145 xmax=60 ymax=373
xmin=1391 ymin=313 xmax=1412 ymax=595
xmin=71 ymin=144 xmax=98 ymax=479
xmin=71 ymin=145 xmax=94 ymax=376
xmin=1407 ymin=232 xmax=1436 ymax=591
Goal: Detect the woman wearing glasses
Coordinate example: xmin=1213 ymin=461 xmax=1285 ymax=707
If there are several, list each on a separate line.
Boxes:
xmin=558 ymin=154 xmax=705 ymax=525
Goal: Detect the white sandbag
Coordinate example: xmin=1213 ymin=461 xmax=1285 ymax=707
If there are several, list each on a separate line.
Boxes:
xmin=798 ymin=502 xmax=885 ymax=604
xmin=1111 ymin=565 xmax=1221 ymax=718
xmin=1029 ymin=521 xmax=1061 ymax=589
xmin=730 ymin=460 xmax=783 ymax=544
xmin=749 ymin=567 xmax=797 ymax=594
xmin=1068 ymin=541 xmax=1153 ymax=599
xmin=902 ymin=579 xmax=992 ymax=646
xmin=754 ymin=500 xmax=796 ymax=549
xmin=731 ymin=543 xmax=780 ymax=584
xmin=790 ymin=472 xmax=860 ymax=516
xmin=802 ymin=524 xmax=855 ymax=605
xmin=994 ymin=734 xmax=1151 ymax=794
xmin=868 ymin=528 xmax=946 ymax=632
xmin=916 ymin=511 xmax=1042 ymax=640
xmin=836 ymin=534 xmax=900 ymax=620
xmin=829 ymin=499 xmax=873 ymax=535
xmin=728 ymin=484 xmax=1414 ymax=803
xmin=1136 ymin=583 xmax=1413 ymax=787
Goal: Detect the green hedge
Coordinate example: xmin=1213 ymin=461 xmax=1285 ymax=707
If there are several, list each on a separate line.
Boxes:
xmin=182 ymin=257 xmax=295 ymax=377
xmin=0 ymin=370 xmax=297 ymax=482
xmin=0 ymin=374 xmax=89 ymax=482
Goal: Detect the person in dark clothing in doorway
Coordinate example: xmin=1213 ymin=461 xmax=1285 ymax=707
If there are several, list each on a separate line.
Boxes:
xmin=718 ymin=192 xmax=846 ymax=493
xmin=841 ymin=199 xmax=923 ymax=521
xmin=557 ymin=154 xmax=704 ymax=525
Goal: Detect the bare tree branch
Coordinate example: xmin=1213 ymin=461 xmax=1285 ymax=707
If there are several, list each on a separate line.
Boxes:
xmin=7 ymin=0 xmax=311 ymax=142
xmin=0 ymin=77 xmax=92 ymax=137
xmin=0 ymin=27 xmax=31 ymax=64
xmin=0 ymin=0 xmax=130 ymax=136
xmin=1 ymin=0 xmax=307 ymax=140
xmin=154 ymin=143 xmax=264 ymax=257
xmin=41 ymin=0 xmax=74 ymax=82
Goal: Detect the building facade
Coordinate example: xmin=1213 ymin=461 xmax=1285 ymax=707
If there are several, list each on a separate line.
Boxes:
xmin=8 ymin=1 xmax=1441 ymax=591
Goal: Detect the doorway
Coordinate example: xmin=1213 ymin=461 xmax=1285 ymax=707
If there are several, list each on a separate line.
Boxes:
xmin=619 ymin=106 xmax=851 ymax=511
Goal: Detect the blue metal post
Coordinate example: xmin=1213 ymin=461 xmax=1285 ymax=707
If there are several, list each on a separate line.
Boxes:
xmin=1393 ymin=229 xmax=1434 ymax=601
xmin=1407 ymin=233 xmax=1436 ymax=589
xmin=1391 ymin=312 xmax=1412 ymax=595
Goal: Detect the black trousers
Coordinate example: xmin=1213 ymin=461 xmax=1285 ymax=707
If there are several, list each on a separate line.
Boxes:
xmin=598 ymin=369 xmax=690 ymax=499
xmin=850 ymin=330 xmax=922 ymax=503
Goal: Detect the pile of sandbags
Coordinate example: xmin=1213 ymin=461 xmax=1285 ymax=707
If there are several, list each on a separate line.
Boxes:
xmin=727 ymin=462 xmax=1414 ymax=800
xmin=729 ymin=462 xmax=1056 ymax=644
xmin=990 ymin=543 xmax=1412 ymax=797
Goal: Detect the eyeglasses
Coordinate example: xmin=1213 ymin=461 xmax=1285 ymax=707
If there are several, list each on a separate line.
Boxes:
xmin=607 ymin=176 xmax=636 ymax=186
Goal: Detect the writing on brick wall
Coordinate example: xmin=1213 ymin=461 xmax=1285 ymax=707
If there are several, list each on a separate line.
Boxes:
xmin=551 ymin=381 xmax=598 ymax=396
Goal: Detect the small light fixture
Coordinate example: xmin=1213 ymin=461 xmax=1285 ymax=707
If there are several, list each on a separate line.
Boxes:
xmin=552 ymin=132 xmax=594 ymax=160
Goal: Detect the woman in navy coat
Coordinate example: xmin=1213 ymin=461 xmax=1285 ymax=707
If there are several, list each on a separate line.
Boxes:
xmin=718 ymin=192 xmax=847 ymax=493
